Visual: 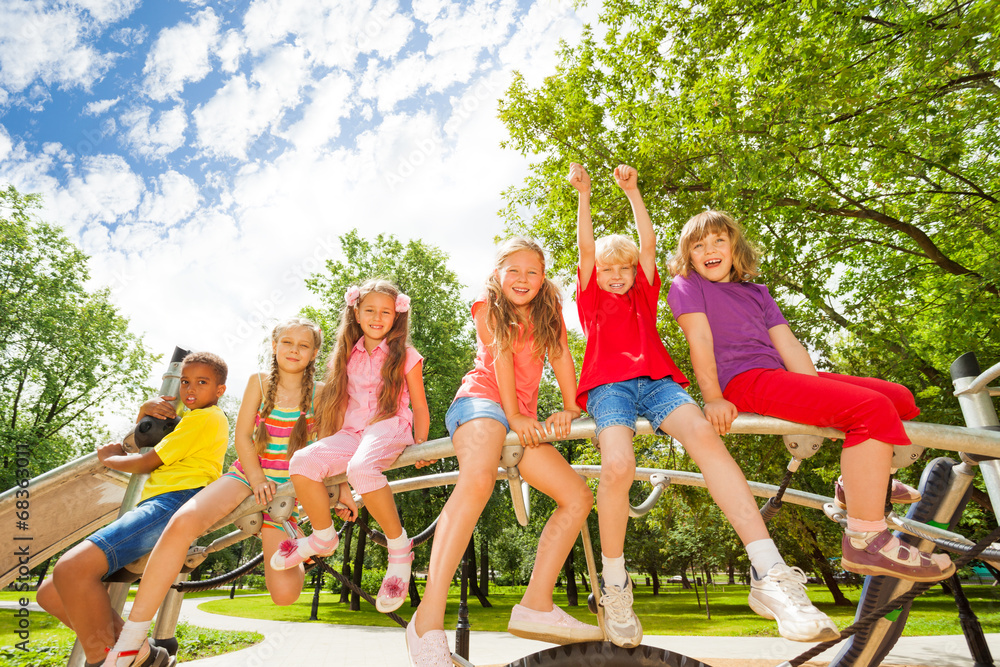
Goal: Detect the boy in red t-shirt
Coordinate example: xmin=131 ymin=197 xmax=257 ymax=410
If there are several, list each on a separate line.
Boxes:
xmin=570 ymin=163 xmax=836 ymax=647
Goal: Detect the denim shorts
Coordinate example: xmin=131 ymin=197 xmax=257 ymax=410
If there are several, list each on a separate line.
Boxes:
xmin=87 ymin=486 xmax=203 ymax=579
xmin=587 ymin=376 xmax=695 ymax=437
xmin=445 ymin=396 xmax=510 ymax=437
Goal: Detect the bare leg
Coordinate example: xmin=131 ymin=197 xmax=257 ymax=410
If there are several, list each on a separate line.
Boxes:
xmin=361 ymin=485 xmax=403 ymax=540
xmin=517 ymin=444 xmax=593 ymax=611
xmin=126 ymin=478 xmax=248 ymax=622
xmin=660 ymin=404 xmax=768 ymax=545
xmin=292 ymin=474 xmax=335 ymax=531
xmin=595 ymin=425 xmax=635 ymax=559
xmin=414 ymin=418 xmax=505 ymax=635
xmin=260 ymin=526 xmax=304 ymax=605
xmin=841 ymin=438 xmax=893 ymax=521
xmin=49 ymin=542 xmax=118 ymax=662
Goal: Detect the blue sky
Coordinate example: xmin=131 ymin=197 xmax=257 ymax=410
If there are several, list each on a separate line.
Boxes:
xmin=0 ymin=0 xmax=595 ymax=414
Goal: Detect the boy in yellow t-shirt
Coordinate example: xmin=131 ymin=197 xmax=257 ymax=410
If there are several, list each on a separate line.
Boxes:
xmin=37 ymin=352 xmax=229 ymax=667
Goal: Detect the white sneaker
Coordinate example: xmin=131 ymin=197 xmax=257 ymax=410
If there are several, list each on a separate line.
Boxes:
xmin=598 ymin=576 xmax=642 ymax=648
xmin=749 ymin=564 xmax=840 ymax=642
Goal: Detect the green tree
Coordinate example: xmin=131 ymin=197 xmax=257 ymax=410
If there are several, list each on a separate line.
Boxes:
xmin=0 ymin=186 xmax=155 ymax=490
xmin=498 ymin=0 xmax=999 ymax=423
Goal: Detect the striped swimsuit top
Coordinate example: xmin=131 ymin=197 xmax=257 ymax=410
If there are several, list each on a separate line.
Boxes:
xmin=231 ymin=390 xmax=316 ymax=484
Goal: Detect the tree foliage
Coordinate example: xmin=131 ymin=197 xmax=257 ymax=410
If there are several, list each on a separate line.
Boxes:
xmin=498 ymin=0 xmax=999 ymax=424
xmin=0 ymin=186 xmax=155 ymax=490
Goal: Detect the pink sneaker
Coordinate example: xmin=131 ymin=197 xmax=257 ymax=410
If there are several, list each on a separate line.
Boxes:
xmin=834 ymin=477 xmax=921 ymax=510
xmin=842 ymin=529 xmax=954 ymax=582
xmin=269 ymin=531 xmax=338 ymax=571
xmin=405 ymin=615 xmax=451 ymax=667
xmin=507 ymin=603 xmax=604 ymax=644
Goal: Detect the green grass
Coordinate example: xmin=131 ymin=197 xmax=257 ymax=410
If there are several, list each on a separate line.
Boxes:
xmin=0 ymin=602 xmax=261 ymax=667
xmin=198 ymin=581 xmax=1000 ymax=638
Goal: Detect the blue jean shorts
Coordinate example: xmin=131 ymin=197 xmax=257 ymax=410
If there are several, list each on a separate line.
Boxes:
xmin=587 ymin=376 xmax=695 ymax=437
xmin=87 ymin=486 xmax=202 ymax=579
xmin=445 ymin=396 xmax=510 ymax=437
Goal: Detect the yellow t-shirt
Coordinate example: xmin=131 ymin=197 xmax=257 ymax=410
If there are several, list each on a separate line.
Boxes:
xmin=141 ymin=404 xmax=229 ymax=502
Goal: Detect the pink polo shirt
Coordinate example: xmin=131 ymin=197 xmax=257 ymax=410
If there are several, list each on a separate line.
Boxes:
xmin=341 ymin=338 xmax=423 ymax=434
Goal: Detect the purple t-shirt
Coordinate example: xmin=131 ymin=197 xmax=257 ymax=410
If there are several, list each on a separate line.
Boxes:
xmin=667 ymin=271 xmax=789 ymax=391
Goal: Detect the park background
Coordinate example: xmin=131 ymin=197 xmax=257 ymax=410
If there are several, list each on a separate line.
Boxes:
xmin=1 ymin=0 xmax=998 ymax=663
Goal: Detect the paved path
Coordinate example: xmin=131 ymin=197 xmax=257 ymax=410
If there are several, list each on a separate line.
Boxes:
xmin=174 ymin=596 xmax=996 ymax=667
xmin=5 ymin=598 xmax=996 ymax=666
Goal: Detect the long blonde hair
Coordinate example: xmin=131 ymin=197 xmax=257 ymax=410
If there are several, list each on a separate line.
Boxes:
xmin=254 ymin=317 xmax=323 ymax=458
xmin=668 ymin=210 xmax=759 ymax=283
xmin=484 ymin=237 xmax=564 ymax=360
xmin=315 ymin=279 xmax=411 ymax=437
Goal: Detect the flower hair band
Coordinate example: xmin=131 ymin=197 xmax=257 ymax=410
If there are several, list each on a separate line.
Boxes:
xmin=344 ymin=286 xmax=361 ymax=307
xmin=394 ymin=293 xmax=410 ymax=313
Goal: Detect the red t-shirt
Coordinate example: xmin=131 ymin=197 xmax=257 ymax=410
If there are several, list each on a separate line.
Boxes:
xmin=576 ymin=264 xmax=689 ymax=411
xmin=454 ymin=298 xmax=547 ymax=420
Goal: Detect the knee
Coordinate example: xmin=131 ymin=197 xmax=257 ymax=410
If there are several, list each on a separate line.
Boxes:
xmin=564 ymin=480 xmax=595 ymax=518
xmin=456 ymin=468 xmax=497 ymax=505
xmin=269 ymin=588 xmax=301 ymax=606
xmin=164 ymin=507 xmax=203 ymax=541
xmin=36 ymin=579 xmax=58 ymax=612
xmin=345 ymin=459 xmax=378 ymax=489
xmin=600 ymin=451 xmax=636 ymax=489
xmin=288 ymin=449 xmax=316 ymax=478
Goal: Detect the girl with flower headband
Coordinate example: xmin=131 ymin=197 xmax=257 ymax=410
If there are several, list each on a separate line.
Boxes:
xmin=271 ymin=278 xmax=429 ymax=615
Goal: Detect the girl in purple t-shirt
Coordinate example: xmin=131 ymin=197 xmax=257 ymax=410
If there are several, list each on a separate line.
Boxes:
xmin=667 ymin=210 xmax=954 ymax=584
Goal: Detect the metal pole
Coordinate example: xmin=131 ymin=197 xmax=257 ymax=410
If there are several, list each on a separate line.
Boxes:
xmin=455 ymin=538 xmax=473 ymax=659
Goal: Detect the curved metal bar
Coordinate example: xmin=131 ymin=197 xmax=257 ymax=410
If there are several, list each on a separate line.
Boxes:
xmin=628 ymin=472 xmax=670 ymax=518
xmin=954 ymin=360 xmax=1000 ymax=396
xmin=508 ymin=468 xmax=530 ymax=527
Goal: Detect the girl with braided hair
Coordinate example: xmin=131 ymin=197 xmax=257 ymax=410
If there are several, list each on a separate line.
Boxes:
xmin=104 ymin=318 xmax=327 ymax=667
xmin=271 ymin=279 xmax=429 ymax=616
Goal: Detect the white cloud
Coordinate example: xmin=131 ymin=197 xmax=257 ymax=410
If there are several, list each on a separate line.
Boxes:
xmin=121 ymin=104 xmax=188 ymax=158
xmin=142 ymin=8 xmax=220 ymax=101
xmin=217 ymin=29 xmax=245 ymax=73
xmin=194 ymin=44 xmax=309 ymax=159
xmin=0 ymin=126 xmax=12 ymax=163
xmin=423 ymin=0 xmax=517 ymax=55
xmin=83 ymin=97 xmax=121 ymax=116
xmin=138 ymin=170 xmax=200 ymax=226
xmin=284 ymin=72 xmax=354 ymax=152
xmin=49 ymin=154 xmax=143 ymax=234
xmin=111 ymin=25 xmax=147 ymax=46
xmin=0 ymin=2 xmax=131 ymax=95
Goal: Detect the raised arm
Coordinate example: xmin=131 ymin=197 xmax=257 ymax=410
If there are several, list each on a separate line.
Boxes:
xmin=234 ymin=373 xmax=275 ymax=504
xmin=473 ymin=304 xmax=543 ymax=447
xmin=768 ymin=325 xmax=818 ymax=376
xmin=675 ymin=312 xmax=738 ymax=435
xmin=569 ymin=162 xmax=595 ymax=289
xmin=544 ymin=322 xmax=582 ymax=439
xmin=614 ymin=164 xmax=656 ymax=284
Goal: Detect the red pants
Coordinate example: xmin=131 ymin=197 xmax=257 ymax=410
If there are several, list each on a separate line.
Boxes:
xmin=724 ymin=369 xmax=920 ymax=448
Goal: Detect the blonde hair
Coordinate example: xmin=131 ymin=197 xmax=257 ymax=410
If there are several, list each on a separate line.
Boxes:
xmin=315 ymin=279 xmax=412 ymax=437
xmin=595 ymin=234 xmax=639 ymax=267
xmin=484 ymin=237 xmax=564 ymax=361
xmin=254 ymin=318 xmax=322 ymax=458
xmin=668 ymin=210 xmax=759 ymax=283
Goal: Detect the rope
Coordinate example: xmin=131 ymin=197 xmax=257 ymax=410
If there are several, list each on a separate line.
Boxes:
xmin=784 ymin=524 xmax=1000 ymax=667
xmin=171 ymin=554 xmax=263 ymax=592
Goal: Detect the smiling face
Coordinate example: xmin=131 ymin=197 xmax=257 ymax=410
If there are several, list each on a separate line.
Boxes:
xmin=272 ymin=325 xmax=320 ymax=374
xmin=595 ymin=261 xmax=636 ymax=295
xmin=496 ymin=248 xmax=545 ymax=312
xmin=179 ymin=361 xmax=226 ymax=410
xmin=355 ymin=291 xmax=396 ymax=348
xmin=690 ymin=231 xmax=734 ymax=283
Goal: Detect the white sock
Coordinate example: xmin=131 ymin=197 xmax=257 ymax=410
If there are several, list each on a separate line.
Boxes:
xmin=385 ymin=529 xmax=411 ymax=585
xmin=601 ymin=554 xmax=627 ymax=589
xmin=112 ymin=619 xmax=152 ymax=665
xmin=746 ymin=539 xmax=784 ymax=577
xmin=312 ymin=524 xmax=337 ymax=542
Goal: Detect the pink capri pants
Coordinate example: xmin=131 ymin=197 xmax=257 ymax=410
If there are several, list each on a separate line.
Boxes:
xmin=288 ymin=416 xmax=414 ymax=494
xmin=724 ymin=370 xmax=920 ymax=448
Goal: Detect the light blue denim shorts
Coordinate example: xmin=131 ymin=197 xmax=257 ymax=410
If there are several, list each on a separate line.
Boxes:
xmin=445 ymin=396 xmax=510 ymax=437
xmin=87 ymin=486 xmax=202 ymax=579
xmin=587 ymin=376 xmax=695 ymax=437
